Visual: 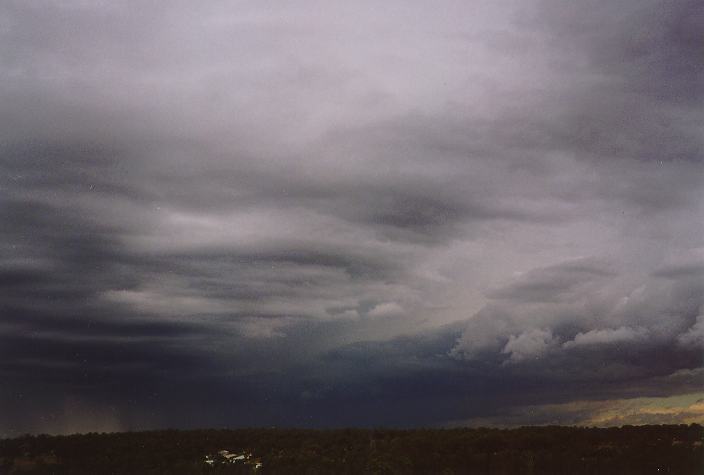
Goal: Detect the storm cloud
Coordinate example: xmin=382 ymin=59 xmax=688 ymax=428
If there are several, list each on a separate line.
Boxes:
xmin=0 ymin=0 xmax=702 ymax=435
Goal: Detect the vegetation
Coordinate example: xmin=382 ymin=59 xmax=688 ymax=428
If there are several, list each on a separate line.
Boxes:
xmin=1 ymin=424 xmax=702 ymax=474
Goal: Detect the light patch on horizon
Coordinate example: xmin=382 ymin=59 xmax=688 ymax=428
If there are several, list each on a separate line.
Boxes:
xmin=450 ymin=392 xmax=704 ymax=428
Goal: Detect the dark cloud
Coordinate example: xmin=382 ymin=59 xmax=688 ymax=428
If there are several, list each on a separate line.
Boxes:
xmin=653 ymin=263 xmax=704 ymax=280
xmin=0 ymin=0 xmax=702 ymax=434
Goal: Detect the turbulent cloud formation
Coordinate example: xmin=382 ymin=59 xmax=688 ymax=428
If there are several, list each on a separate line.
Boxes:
xmin=563 ymin=326 xmax=649 ymax=349
xmin=0 ymin=0 xmax=702 ymax=435
xmin=502 ymin=328 xmax=556 ymax=363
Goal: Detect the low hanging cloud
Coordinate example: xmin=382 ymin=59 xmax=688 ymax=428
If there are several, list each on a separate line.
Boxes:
xmin=678 ymin=314 xmax=704 ymax=349
xmin=563 ymin=326 xmax=650 ymax=349
xmin=502 ymin=328 xmax=557 ymax=363
xmin=367 ymin=302 xmax=405 ymax=319
xmin=451 ymin=255 xmax=704 ymax=378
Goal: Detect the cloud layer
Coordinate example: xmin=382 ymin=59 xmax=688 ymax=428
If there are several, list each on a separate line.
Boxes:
xmin=0 ymin=0 xmax=702 ymax=435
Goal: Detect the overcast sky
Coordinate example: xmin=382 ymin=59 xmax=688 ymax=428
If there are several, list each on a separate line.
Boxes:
xmin=1 ymin=0 xmax=703 ymax=435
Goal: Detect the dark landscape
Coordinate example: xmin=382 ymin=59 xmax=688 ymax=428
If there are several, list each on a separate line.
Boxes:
xmin=1 ymin=425 xmax=702 ymax=474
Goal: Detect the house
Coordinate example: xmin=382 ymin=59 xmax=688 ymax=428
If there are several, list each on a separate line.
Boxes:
xmin=204 ymin=450 xmax=261 ymax=469
xmin=224 ymin=453 xmax=246 ymax=462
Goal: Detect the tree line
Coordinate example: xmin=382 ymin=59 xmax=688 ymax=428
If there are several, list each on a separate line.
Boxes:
xmin=1 ymin=424 xmax=702 ymax=474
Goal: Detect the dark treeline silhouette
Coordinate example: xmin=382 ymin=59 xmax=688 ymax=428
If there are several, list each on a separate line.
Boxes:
xmin=1 ymin=424 xmax=702 ymax=474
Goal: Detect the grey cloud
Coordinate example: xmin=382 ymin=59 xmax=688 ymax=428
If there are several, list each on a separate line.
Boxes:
xmin=0 ymin=0 xmax=702 ymax=433
xmin=501 ymin=328 xmax=557 ymax=363
xmin=678 ymin=314 xmax=704 ymax=349
xmin=563 ymin=326 xmax=649 ymax=349
xmin=538 ymin=0 xmax=704 ymax=104
xmin=653 ymin=263 xmax=704 ymax=280
xmin=487 ymin=259 xmax=616 ymax=303
xmin=452 ymin=255 xmax=704 ymax=372
xmin=534 ymin=0 xmax=704 ymax=162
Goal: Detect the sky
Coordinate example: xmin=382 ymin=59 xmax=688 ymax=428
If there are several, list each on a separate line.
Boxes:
xmin=0 ymin=0 xmax=702 ymax=436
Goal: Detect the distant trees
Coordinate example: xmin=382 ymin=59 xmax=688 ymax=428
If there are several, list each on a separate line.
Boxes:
xmin=1 ymin=424 xmax=702 ymax=474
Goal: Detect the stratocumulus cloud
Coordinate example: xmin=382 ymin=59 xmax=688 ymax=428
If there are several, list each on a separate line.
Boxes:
xmin=0 ymin=0 xmax=702 ymax=435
